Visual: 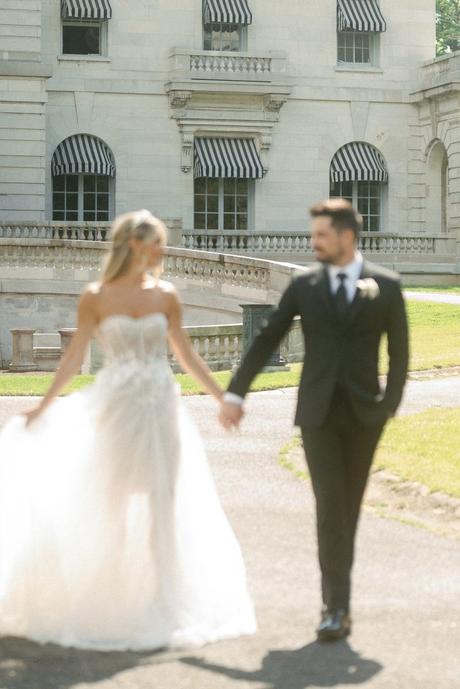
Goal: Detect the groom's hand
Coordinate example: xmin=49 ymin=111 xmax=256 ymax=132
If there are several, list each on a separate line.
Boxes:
xmin=219 ymin=401 xmax=244 ymax=430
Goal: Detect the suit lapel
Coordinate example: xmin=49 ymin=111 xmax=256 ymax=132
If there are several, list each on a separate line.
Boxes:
xmin=314 ymin=266 xmax=336 ymax=320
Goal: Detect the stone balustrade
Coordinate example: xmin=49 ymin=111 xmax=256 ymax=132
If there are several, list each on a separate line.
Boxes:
xmin=9 ymin=319 xmax=304 ymax=374
xmin=181 ymin=229 xmax=456 ymax=261
xmin=0 ymin=220 xmax=182 ymax=244
xmin=0 ymin=238 xmax=297 ymax=291
xmin=168 ymin=48 xmax=287 ymax=83
xmin=190 ymin=53 xmax=272 ymax=78
xmin=417 ymin=52 xmax=460 ymax=94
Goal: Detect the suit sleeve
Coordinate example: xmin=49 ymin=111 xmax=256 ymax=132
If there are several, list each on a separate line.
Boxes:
xmin=384 ymin=282 xmax=409 ymax=414
xmin=228 ymin=279 xmax=299 ymax=398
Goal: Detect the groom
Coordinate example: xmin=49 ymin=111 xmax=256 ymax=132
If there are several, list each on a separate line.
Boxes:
xmin=221 ymin=198 xmax=409 ymax=642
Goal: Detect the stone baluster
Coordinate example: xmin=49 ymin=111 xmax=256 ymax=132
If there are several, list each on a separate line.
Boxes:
xmin=9 ymin=329 xmax=37 ymax=371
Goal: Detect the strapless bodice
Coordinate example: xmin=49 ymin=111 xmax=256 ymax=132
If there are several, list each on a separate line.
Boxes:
xmin=96 ymin=312 xmax=169 ymax=366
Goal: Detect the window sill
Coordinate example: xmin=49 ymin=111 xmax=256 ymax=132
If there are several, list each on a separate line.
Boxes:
xmin=58 ymin=55 xmax=111 ymax=63
xmin=335 ymin=64 xmax=383 ymax=74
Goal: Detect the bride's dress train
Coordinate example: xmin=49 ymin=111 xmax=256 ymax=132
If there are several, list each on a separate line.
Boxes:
xmin=0 ymin=313 xmax=256 ymax=650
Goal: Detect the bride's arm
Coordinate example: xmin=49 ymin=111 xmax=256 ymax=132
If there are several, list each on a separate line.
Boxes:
xmin=166 ymin=289 xmax=223 ymax=404
xmin=24 ymin=289 xmax=99 ymax=424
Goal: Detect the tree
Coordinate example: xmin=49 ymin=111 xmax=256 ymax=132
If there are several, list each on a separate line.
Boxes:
xmin=437 ymin=0 xmax=460 ymax=55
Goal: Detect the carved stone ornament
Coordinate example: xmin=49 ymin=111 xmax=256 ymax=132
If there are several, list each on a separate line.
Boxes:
xmin=168 ymin=90 xmax=192 ymax=111
xmin=263 ymin=94 xmax=288 ymax=113
xmin=181 ymin=132 xmax=194 ymax=173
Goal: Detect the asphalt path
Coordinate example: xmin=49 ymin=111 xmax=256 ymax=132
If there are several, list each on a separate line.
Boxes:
xmin=0 ymin=375 xmax=459 ymax=689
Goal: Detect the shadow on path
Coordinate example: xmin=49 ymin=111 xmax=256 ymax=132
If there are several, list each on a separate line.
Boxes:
xmin=0 ymin=636 xmax=162 ymax=689
xmin=181 ymin=640 xmax=383 ymax=689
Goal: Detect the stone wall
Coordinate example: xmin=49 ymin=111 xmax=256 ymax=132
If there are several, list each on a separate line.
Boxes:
xmin=0 ymin=1 xmax=51 ymax=221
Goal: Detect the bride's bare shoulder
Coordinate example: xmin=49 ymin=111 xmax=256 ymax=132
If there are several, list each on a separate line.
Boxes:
xmin=78 ymin=282 xmax=103 ymax=314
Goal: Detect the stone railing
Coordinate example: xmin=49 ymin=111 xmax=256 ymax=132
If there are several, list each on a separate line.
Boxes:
xmin=190 ymin=53 xmax=271 ymax=77
xmin=168 ymin=48 xmax=288 ymax=83
xmin=0 ymin=220 xmax=182 ymax=244
xmin=417 ymin=51 xmax=460 ymax=93
xmin=182 ymin=230 xmax=312 ymax=254
xmin=9 ymin=319 xmax=304 ymax=373
xmin=182 ymin=229 xmax=457 ymax=259
xmin=0 ymin=238 xmax=298 ymax=291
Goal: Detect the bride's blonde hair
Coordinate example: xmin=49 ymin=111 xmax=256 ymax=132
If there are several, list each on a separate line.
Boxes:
xmin=102 ymin=210 xmax=167 ymax=283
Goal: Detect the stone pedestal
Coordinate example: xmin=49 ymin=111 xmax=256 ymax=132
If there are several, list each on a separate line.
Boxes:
xmin=58 ymin=328 xmax=76 ymax=355
xmin=240 ymin=303 xmax=286 ymax=368
xmin=9 ymin=329 xmax=37 ymax=371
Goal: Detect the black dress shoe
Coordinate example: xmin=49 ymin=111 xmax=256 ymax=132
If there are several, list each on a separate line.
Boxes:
xmin=316 ymin=608 xmax=351 ymax=642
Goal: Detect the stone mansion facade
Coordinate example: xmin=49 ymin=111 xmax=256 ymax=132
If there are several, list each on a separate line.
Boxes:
xmin=0 ymin=0 xmax=459 ymax=266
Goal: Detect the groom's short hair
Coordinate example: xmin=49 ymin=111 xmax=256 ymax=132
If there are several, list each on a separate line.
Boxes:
xmin=310 ymin=198 xmax=362 ymax=239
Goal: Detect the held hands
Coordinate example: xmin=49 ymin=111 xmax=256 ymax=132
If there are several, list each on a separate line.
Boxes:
xmin=219 ymin=401 xmax=245 ymax=431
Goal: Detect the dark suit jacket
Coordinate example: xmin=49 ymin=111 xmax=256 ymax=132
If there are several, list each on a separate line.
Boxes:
xmin=228 ymin=260 xmax=409 ymax=428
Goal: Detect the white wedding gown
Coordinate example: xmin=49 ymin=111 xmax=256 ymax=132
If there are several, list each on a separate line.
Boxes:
xmin=0 ymin=313 xmax=256 ymax=650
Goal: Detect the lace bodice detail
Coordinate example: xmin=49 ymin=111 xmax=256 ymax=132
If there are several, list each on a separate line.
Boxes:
xmin=96 ymin=313 xmax=169 ymax=367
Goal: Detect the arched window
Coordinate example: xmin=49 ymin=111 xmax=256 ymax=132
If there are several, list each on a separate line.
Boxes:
xmin=51 ymin=134 xmax=115 ymax=221
xmin=329 ymin=141 xmax=388 ymax=232
xmin=426 ymin=140 xmax=449 ymax=233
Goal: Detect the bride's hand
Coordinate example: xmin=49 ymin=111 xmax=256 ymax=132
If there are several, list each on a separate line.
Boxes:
xmin=219 ymin=401 xmax=244 ymax=431
xmin=23 ymin=405 xmax=45 ymax=427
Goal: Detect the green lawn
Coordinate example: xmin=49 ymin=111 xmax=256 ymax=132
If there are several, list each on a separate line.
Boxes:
xmin=404 ymin=286 xmax=460 ymax=294
xmin=1 ymin=300 xmax=458 ymax=396
xmin=0 ymin=365 xmax=303 ymax=398
xmin=280 ymin=408 xmax=460 ymax=499
xmin=375 ymin=408 xmax=460 ymax=498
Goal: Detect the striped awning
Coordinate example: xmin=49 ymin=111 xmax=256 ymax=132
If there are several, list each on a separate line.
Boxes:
xmin=194 ymin=138 xmax=263 ymax=179
xmin=203 ymin=0 xmax=253 ymax=26
xmin=330 ymin=142 xmax=388 ymax=183
xmin=337 ymin=0 xmax=386 ymax=32
xmin=52 ymin=135 xmax=115 ymax=177
xmin=61 ymin=0 xmax=112 ymax=20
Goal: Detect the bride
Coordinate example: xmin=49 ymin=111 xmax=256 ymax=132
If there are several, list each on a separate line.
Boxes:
xmin=0 ymin=210 xmax=256 ymax=651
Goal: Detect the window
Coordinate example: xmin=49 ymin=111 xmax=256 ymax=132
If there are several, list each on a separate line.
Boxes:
xmin=337 ymin=31 xmax=374 ymax=65
xmin=330 ymin=180 xmax=382 ymax=232
xmin=62 ymin=21 xmax=103 ymax=55
xmin=203 ymin=22 xmax=245 ymax=51
xmin=53 ymin=174 xmax=111 ymax=221
xmin=194 ymin=178 xmax=250 ymax=230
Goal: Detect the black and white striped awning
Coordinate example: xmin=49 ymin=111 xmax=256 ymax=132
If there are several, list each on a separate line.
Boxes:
xmin=203 ymin=0 xmax=253 ymax=26
xmin=52 ymin=135 xmax=115 ymax=176
xmin=337 ymin=0 xmax=386 ymax=32
xmin=330 ymin=142 xmax=388 ymax=183
xmin=61 ymin=0 xmax=112 ymax=20
xmin=194 ymin=138 xmax=263 ymax=179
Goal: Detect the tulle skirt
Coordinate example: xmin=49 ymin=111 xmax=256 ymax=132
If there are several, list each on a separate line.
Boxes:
xmin=0 ymin=372 xmax=256 ymax=650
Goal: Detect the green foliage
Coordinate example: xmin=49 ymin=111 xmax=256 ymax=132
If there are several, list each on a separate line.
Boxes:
xmin=437 ymin=0 xmax=460 ymax=55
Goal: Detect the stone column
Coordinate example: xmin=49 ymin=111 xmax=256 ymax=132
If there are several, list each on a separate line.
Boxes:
xmin=9 ymin=329 xmax=37 ymax=371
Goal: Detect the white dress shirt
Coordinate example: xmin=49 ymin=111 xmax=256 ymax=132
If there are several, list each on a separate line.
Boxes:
xmin=224 ymin=251 xmax=364 ymax=406
xmin=327 ymin=251 xmax=363 ymax=302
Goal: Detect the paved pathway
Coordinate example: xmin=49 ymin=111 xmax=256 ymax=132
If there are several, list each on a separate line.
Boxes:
xmin=0 ymin=376 xmax=459 ymax=689
xmin=403 ymin=290 xmax=460 ymax=305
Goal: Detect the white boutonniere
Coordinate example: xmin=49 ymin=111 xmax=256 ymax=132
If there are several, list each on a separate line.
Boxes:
xmin=356 ymin=277 xmax=380 ymax=299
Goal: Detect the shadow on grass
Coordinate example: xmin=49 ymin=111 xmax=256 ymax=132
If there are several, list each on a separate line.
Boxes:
xmin=181 ymin=640 xmax=383 ymax=689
